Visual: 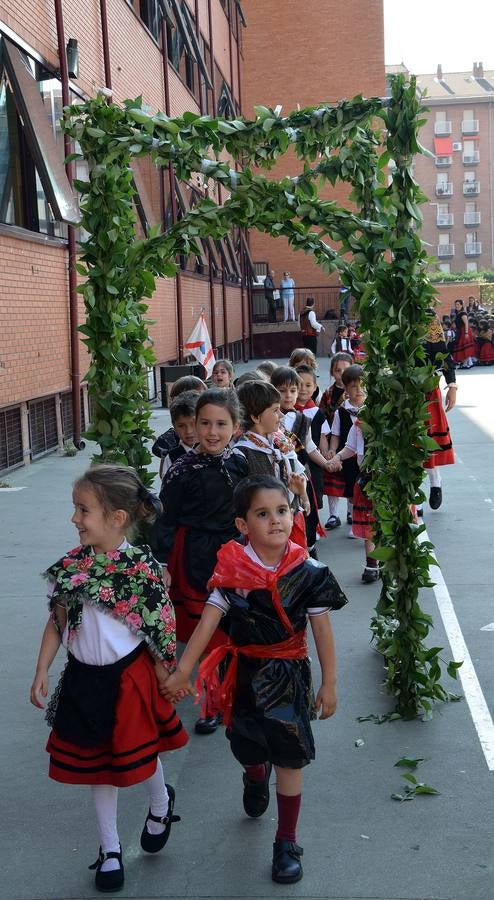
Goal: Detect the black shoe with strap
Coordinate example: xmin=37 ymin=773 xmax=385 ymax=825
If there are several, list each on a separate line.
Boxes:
xmin=89 ymin=846 xmax=124 ymax=893
xmin=272 ymin=840 xmax=304 ymax=884
xmin=140 ymin=784 xmax=180 ymax=853
xmin=243 ymin=761 xmax=272 ymax=817
xmin=429 ymin=486 xmax=442 ymax=510
xmin=194 ymin=713 xmax=222 ymax=734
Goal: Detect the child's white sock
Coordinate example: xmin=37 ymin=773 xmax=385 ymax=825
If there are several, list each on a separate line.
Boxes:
xmin=145 ymin=758 xmax=169 ymax=835
xmin=428 ymin=468 xmax=442 ymax=488
xmin=91 ymin=785 xmax=120 ymax=872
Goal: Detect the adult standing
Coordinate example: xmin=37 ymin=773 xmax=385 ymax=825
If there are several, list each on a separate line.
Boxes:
xmin=339 ymin=286 xmax=351 ymax=322
xmin=452 ymin=299 xmax=476 ymax=369
xmin=299 ymin=296 xmax=324 ymax=354
xmin=264 ymin=269 xmax=277 ymax=323
xmin=280 ymin=271 xmax=296 ymax=322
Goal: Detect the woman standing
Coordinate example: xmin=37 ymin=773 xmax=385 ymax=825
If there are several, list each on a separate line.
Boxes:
xmin=452 ymin=299 xmax=476 ymax=369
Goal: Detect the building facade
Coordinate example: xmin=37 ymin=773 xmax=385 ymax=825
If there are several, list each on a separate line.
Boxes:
xmin=0 ymin=0 xmax=385 ymax=473
xmin=389 ymin=63 xmax=494 ymax=276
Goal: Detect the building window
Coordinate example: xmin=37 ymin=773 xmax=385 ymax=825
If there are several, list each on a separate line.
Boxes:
xmin=0 ymin=35 xmax=78 ymax=236
xmin=438 ymin=263 xmax=450 ymax=274
xmin=466 ymin=262 xmax=478 ymax=272
xmin=164 ymin=0 xmax=213 ymax=102
xmin=127 ymin=0 xmax=160 ymax=39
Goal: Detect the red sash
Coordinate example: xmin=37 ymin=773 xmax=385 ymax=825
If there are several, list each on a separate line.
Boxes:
xmin=196 ymin=630 xmax=308 ymax=726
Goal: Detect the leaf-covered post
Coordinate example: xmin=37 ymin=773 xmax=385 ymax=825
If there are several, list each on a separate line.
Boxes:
xmin=358 ymin=77 xmax=452 ymax=718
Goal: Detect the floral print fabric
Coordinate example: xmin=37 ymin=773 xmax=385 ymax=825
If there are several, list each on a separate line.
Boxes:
xmin=45 ymin=544 xmax=176 ymax=666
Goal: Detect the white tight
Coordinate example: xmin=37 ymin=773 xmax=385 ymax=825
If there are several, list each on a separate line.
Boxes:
xmin=91 ymin=758 xmax=168 ymax=863
xmin=427 ymin=467 xmax=442 ymax=488
xmin=327 ymin=496 xmax=340 ymax=517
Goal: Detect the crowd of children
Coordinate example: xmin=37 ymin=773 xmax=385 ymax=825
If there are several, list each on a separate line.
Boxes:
xmin=441 ymin=297 xmax=494 ymax=368
xmin=30 ymin=319 xmax=466 ymax=892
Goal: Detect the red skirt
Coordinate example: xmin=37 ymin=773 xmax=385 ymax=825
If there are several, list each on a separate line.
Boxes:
xmin=352 ymin=482 xmax=375 ymax=540
xmin=423 ymin=387 xmax=455 ymax=468
xmin=290 ymin=510 xmax=308 ymax=549
xmin=168 ymin=526 xmax=226 ymax=648
xmin=452 ymin=325 xmax=475 ymax=362
xmin=323 ymin=468 xmax=346 ymax=497
xmin=478 ymin=341 xmax=494 ymax=364
xmin=46 ymin=651 xmax=188 ymax=787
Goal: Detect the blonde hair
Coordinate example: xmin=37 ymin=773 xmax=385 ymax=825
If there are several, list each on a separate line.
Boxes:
xmin=288 ymin=347 xmax=317 ymax=370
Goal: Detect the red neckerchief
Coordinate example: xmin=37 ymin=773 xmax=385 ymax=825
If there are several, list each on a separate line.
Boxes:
xmin=201 ymin=540 xmax=309 ymax=725
xmin=208 ymin=539 xmax=307 ymax=635
xmin=295 ymin=399 xmax=317 ymax=412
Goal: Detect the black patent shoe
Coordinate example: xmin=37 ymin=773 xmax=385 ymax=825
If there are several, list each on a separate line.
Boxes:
xmin=243 ymin=761 xmax=272 ymax=817
xmin=272 ymin=840 xmax=303 ymax=884
xmin=140 ymin=784 xmax=180 ymax=853
xmin=361 ymin=566 xmax=379 ymax=584
xmin=194 ymin=713 xmax=222 ymax=734
xmin=89 ymin=846 xmax=124 ymax=893
xmin=429 ymin=486 xmax=442 ymax=509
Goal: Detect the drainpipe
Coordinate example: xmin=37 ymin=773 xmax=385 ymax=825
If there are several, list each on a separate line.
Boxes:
xmin=161 ymin=17 xmax=184 ymax=362
xmin=99 ymin=0 xmax=112 ymax=89
xmin=53 ymin=0 xmax=82 ymax=448
xmin=235 ymin=3 xmax=251 ymax=359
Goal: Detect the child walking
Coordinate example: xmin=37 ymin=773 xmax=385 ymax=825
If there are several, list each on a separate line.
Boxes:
xmin=151 ymin=388 xmax=248 ymax=734
xmin=163 ymin=475 xmax=347 ymax=884
xmin=30 ymin=465 xmax=188 ymax=893
xmin=323 ymin=364 xmax=365 ymax=532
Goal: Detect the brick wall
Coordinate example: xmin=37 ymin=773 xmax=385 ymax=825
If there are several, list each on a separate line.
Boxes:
xmin=241 ymin=0 xmax=385 ymax=289
xmin=433 ymin=282 xmax=483 ymax=318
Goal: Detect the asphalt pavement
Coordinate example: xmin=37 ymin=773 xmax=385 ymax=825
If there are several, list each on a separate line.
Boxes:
xmin=1 ymin=361 xmax=493 ymax=900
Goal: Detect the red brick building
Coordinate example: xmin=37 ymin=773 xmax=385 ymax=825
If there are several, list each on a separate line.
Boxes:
xmin=0 ymin=0 xmax=384 ymax=472
xmin=387 ymin=62 xmax=494 ymax=276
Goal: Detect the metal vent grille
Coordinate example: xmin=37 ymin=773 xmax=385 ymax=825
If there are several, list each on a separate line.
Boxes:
xmin=60 ymin=390 xmax=86 ymax=440
xmin=0 ymin=406 xmax=23 ymax=473
xmin=28 ymin=396 xmax=58 ymax=458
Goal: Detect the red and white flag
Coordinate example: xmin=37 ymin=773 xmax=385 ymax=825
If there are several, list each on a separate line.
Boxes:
xmin=184 ymin=313 xmax=216 ymax=379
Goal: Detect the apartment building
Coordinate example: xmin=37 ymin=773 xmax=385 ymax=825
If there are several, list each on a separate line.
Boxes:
xmin=392 ymin=62 xmax=494 ymax=275
xmin=0 ymin=1 xmax=385 ymax=473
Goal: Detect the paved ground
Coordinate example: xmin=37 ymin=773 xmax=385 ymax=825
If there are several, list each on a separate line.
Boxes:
xmin=1 ymin=361 xmax=494 ymax=900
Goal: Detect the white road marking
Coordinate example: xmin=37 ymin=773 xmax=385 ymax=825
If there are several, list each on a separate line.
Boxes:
xmin=0 ymin=486 xmax=27 ymax=492
xmin=480 ymin=623 xmax=494 ymax=632
xmin=418 ymin=529 xmax=494 ymax=771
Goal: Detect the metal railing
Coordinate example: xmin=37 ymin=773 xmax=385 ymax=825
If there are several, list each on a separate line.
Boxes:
xmin=251 ymin=284 xmax=343 ymax=324
xmin=434 ymin=121 xmax=452 ymax=135
xmin=464 ymin=242 xmax=482 ymax=255
xmin=462 ymin=119 xmax=479 ymax=134
xmin=436 ymin=183 xmax=453 ymax=196
xmin=437 ymin=213 xmax=454 ymax=226
xmin=435 ymin=155 xmax=452 ymax=166
xmin=437 ymin=244 xmax=455 ymax=257
xmin=464 ymin=211 xmax=481 ymax=225
xmin=463 ymin=151 xmax=480 ymax=164
xmin=463 ymin=181 xmax=480 ymax=194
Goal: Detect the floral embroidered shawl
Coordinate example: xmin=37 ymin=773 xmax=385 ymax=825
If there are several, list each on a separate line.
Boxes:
xmin=45 ymin=544 xmax=176 ymax=665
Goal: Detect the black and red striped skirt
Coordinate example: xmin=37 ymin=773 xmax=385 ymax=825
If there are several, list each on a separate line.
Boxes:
xmin=351 ymin=482 xmax=375 ymax=540
xmin=423 ymin=387 xmax=455 ymax=469
xmin=478 ymin=340 xmax=494 ymax=364
xmin=46 ymin=650 xmax=188 ymax=787
xmin=452 ymin=325 xmax=476 ymax=363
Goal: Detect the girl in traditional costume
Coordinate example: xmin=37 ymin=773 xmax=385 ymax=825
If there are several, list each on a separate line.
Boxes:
xmin=163 ymin=475 xmax=347 ymax=885
xmin=30 ymin=465 xmax=188 ymax=894
xmin=151 ymin=388 xmax=248 ymax=734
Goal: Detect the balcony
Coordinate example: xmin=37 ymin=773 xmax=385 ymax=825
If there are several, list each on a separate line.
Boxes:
xmin=463 ymin=151 xmax=480 ymax=164
xmin=437 ymin=243 xmax=455 ymax=257
xmin=434 ymin=121 xmax=452 ymax=135
xmin=437 ymin=213 xmax=454 ymax=226
xmin=464 ymin=211 xmax=481 ymax=225
xmin=463 ymin=181 xmax=480 ymax=195
xmin=465 ymin=242 xmax=482 ymax=256
xmin=435 ymin=155 xmax=452 ymax=167
xmin=462 ymin=119 xmax=479 ymax=134
xmin=436 ymin=182 xmax=453 ymax=197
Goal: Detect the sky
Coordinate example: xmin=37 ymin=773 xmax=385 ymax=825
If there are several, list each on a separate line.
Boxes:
xmin=384 ymin=0 xmax=494 ymax=74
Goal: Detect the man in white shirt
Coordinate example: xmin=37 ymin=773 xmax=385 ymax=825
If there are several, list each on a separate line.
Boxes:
xmin=299 ymin=297 xmax=324 ymax=354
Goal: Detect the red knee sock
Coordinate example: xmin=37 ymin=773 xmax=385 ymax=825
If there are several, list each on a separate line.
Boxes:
xmin=275 ymin=792 xmax=301 ymax=842
xmin=244 ymin=763 xmax=266 ymax=783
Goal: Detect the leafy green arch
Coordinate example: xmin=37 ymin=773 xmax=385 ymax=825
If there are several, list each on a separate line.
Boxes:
xmin=64 ymin=74 xmax=459 ymax=718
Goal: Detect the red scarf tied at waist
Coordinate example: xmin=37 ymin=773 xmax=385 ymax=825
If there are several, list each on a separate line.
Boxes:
xmin=199 ymin=539 xmax=309 ymax=725
xmin=196 ymin=630 xmax=308 ymax=727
